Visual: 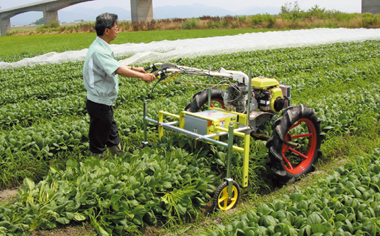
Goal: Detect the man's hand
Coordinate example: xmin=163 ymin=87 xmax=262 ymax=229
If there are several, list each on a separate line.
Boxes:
xmin=132 ymin=67 xmax=146 ymax=73
xmin=141 ymin=73 xmax=156 ymax=83
xmin=116 ymin=66 xmax=155 ymax=83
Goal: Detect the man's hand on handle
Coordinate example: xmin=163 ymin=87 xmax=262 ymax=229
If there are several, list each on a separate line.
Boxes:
xmin=115 ymin=65 xmax=155 ymax=83
xmin=141 ymin=73 xmax=156 ymax=83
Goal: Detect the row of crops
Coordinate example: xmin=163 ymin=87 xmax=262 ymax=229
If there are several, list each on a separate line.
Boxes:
xmin=204 ymin=149 xmax=380 ymax=235
xmin=0 ymin=40 xmax=379 ymax=235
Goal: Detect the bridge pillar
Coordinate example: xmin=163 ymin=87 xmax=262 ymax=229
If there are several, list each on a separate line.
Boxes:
xmin=362 ymin=0 xmax=380 ymax=14
xmin=130 ymin=0 xmax=153 ymax=22
xmin=44 ymin=10 xmax=58 ymax=25
xmin=0 ymin=16 xmax=11 ymax=36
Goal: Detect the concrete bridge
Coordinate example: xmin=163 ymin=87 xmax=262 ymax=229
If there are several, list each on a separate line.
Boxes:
xmin=0 ymin=0 xmax=153 ymax=36
xmin=362 ymin=0 xmax=380 ymax=14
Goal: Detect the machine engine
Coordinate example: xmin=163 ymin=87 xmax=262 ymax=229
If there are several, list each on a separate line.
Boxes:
xmin=223 ymin=77 xmax=291 ymax=114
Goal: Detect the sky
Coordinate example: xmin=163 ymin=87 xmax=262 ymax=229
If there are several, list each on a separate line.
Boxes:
xmin=0 ymin=0 xmax=361 ymax=13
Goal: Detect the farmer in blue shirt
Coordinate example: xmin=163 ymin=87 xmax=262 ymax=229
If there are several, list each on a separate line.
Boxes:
xmin=83 ymin=13 xmax=155 ymax=157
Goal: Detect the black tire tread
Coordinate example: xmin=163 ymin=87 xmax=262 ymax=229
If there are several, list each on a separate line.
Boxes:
xmin=185 ymin=88 xmax=224 ymax=112
xmin=266 ymin=104 xmax=323 ymax=183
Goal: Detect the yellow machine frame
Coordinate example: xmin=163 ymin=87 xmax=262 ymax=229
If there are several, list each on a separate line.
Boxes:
xmin=156 ymin=107 xmax=251 ymax=188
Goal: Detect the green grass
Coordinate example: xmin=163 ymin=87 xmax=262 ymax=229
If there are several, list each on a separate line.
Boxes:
xmin=0 ymin=28 xmax=283 ymax=62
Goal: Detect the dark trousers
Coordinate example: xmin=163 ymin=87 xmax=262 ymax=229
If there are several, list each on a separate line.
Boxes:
xmin=86 ymin=99 xmax=120 ymax=153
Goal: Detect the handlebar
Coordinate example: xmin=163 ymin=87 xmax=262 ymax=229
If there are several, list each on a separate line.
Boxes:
xmin=145 ymin=58 xmax=182 ymax=73
xmin=146 ymin=59 xmax=250 ymax=93
xmin=144 ymin=64 xmax=157 ymax=73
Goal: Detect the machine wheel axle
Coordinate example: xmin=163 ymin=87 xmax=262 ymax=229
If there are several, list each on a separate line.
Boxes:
xmin=250 ymin=132 xmax=300 ymax=148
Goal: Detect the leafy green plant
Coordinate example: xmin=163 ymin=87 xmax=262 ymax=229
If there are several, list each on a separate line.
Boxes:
xmin=181 ymin=18 xmax=201 ymax=29
xmin=204 ymin=149 xmax=380 ymax=235
xmin=251 ymin=14 xmax=276 ymax=27
xmin=0 ymin=144 xmax=219 ymax=235
xmin=362 ymin=13 xmax=380 ymax=28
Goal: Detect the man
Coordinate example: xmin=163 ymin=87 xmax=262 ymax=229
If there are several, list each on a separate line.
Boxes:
xmin=83 ymin=13 xmax=155 ymax=157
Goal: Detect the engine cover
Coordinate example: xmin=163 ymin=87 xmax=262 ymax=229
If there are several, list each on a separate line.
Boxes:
xmin=251 ymin=77 xmax=279 ymax=89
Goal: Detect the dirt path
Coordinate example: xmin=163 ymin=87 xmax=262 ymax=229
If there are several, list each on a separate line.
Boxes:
xmin=0 ymin=187 xmax=19 ymax=203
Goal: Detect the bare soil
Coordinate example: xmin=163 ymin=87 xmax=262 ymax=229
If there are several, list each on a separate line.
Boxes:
xmin=29 ymin=222 xmax=96 ymax=236
xmin=0 ymin=187 xmax=19 ymax=203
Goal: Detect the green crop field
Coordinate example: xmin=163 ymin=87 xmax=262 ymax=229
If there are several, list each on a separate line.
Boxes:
xmin=0 ymin=31 xmax=379 ymax=235
xmin=0 ymin=28 xmax=282 ymax=63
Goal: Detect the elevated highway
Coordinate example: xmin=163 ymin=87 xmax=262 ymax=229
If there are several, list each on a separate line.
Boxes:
xmin=0 ymin=0 xmax=153 ymax=36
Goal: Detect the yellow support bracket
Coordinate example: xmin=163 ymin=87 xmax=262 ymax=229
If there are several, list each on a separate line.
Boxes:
xmin=158 ymin=111 xmax=180 ymax=138
xmin=162 ymin=73 xmax=179 ymax=83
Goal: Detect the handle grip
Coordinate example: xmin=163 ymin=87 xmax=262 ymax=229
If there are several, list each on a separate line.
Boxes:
xmin=145 ymin=64 xmax=158 ymax=73
xmin=154 ymin=71 xmax=168 ymax=81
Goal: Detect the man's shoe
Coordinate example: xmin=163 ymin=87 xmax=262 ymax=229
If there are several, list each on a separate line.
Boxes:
xmin=108 ymin=144 xmax=125 ymax=156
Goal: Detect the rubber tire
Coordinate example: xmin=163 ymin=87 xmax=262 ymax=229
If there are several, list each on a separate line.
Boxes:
xmin=213 ymin=180 xmax=240 ymax=211
xmin=266 ymin=104 xmax=323 ymax=184
xmin=184 ymin=88 xmax=224 ymax=112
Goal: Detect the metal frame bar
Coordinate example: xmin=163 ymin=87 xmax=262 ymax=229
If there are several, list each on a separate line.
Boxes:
xmin=142 ymin=100 xmax=251 ymax=188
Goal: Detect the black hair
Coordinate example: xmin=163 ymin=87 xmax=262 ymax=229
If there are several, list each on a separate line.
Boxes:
xmin=95 ymin=13 xmax=118 ymax=36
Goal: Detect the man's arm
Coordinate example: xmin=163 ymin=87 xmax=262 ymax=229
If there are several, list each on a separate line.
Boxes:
xmin=115 ymin=66 xmax=155 ymax=83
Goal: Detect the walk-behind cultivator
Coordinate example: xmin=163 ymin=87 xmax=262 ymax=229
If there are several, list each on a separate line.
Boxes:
xmin=141 ymin=61 xmax=323 ymax=210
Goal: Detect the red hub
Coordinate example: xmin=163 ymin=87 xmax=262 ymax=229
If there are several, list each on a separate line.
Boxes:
xmin=281 ymin=118 xmax=317 ymax=174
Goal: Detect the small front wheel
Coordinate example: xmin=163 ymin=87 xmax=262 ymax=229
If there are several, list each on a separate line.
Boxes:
xmin=213 ymin=180 xmax=240 ymax=211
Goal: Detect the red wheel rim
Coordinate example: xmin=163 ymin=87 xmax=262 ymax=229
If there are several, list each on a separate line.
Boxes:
xmin=200 ymin=98 xmax=225 ymax=110
xmin=281 ymin=118 xmax=317 ymax=174
xmin=210 ymin=98 xmax=225 ymax=109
